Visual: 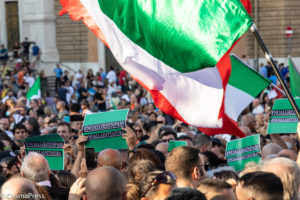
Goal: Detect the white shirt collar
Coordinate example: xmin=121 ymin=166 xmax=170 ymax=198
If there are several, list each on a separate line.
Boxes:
xmin=37 ymin=180 xmax=51 ymax=187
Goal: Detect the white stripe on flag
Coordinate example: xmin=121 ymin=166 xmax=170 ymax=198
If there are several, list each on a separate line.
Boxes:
xmin=81 ymin=0 xmax=225 ymax=127
xmin=225 ymin=84 xmax=254 ymax=121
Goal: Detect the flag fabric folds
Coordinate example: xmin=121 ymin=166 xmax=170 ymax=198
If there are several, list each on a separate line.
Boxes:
xmin=59 ymin=0 xmax=252 ymax=133
xmin=200 ymin=55 xmax=271 ymax=137
xmin=26 ymin=77 xmax=41 ymax=100
xmin=289 ymin=56 xmax=300 ymax=98
xmin=226 ymin=55 xmax=271 ymax=121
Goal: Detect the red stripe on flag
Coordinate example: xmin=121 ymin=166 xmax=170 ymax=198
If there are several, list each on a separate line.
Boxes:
xmin=216 ymin=51 xmax=231 ymax=120
xmin=134 ymin=77 xmax=245 ymax=138
xmin=133 ymin=78 xmax=186 ymax=123
xmin=59 ymin=0 xmax=109 ymax=47
xmin=199 ymin=114 xmax=246 ymax=138
xmin=240 ymin=0 xmax=252 ymax=16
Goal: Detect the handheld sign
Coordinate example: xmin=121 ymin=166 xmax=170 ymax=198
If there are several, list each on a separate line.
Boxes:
xmin=225 ymin=134 xmax=261 ymax=171
xmin=83 ymin=109 xmax=129 ymax=152
xmin=267 ymin=98 xmax=300 ymax=134
xmin=168 ymin=140 xmax=187 ymax=152
xmin=25 ymin=134 xmax=64 ymax=170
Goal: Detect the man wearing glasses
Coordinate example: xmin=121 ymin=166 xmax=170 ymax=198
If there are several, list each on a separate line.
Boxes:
xmin=166 ymin=146 xmax=206 ymax=188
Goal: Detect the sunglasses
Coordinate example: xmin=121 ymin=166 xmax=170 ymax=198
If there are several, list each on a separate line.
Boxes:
xmin=142 ymin=171 xmax=176 ymax=197
xmin=135 ymin=129 xmax=143 ymax=133
xmin=70 ymin=135 xmax=78 ymax=140
xmin=162 ymin=139 xmax=173 ymax=143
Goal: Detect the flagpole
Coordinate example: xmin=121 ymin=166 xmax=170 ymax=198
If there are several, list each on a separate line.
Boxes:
xmin=250 ymin=23 xmax=300 ymax=120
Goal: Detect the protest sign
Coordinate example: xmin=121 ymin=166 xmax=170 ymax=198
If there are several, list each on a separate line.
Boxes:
xmin=25 ymin=134 xmax=64 ymax=170
xmin=225 ymin=134 xmax=261 ymax=171
xmin=267 ymin=98 xmax=300 ymax=134
xmin=83 ymin=109 xmax=129 ymax=152
xmin=168 ymin=140 xmax=187 ymax=152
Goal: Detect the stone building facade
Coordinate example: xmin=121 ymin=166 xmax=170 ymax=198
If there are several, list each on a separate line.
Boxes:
xmin=232 ymin=0 xmax=300 ymax=68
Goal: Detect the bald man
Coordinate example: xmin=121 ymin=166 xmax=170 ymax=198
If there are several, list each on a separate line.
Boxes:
xmin=239 ymin=126 xmax=252 ymax=136
xmin=84 ymin=166 xmax=127 ymax=200
xmin=261 ymin=143 xmax=282 ymax=160
xmin=240 ymin=114 xmax=256 ymax=133
xmin=97 ymin=149 xmax=122 ymax=170
xmin=155 ymin=142 xmax=169 ymax=157
xmin=277 ymin=149 xmax=297 ymax=161
xmin=1 ymin=177 xmax=41 ymax=200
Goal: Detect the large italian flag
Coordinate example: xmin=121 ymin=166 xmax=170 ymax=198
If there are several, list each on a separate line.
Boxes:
xmin=60 ymin=0 xmax=252 ymax=136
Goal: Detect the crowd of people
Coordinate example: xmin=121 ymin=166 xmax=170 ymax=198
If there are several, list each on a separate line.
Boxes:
xmin=0 ymin=43 xmax=300 ymax=200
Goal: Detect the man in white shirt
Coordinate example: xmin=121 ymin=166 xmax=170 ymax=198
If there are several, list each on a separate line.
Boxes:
xmin=1 ymin=90 xmax=17 ymax=104
xmin=24 ymin=72 xmax=35 ymax=88
xmin=106 ymin=66 xmax=117 ymax=84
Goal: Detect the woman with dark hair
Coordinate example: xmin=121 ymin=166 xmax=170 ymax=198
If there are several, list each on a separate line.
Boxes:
xmin=86 ymin=69 xmax=94 ymax=87
xmin=54 ymin=170 xmax=76 ymax=189
xmin=0 ymin=130 xmax=14 ymax=151
xmin=130 ymin=148 xmax=162 ymax=170
xmin=23 ymin=117 xmax=40 ymax=136
xmin=140 ymin=170 xmax=176 ymax=200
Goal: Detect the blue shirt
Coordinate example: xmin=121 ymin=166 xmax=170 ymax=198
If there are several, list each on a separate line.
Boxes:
xmin=54 ymin=68 xmax=63 ymax=78
xmin=88 ymin=87 xmax=96 ymax=96
xmin=269 ymin=75 xmax=277 ymax=85
xmin=32 ymin=45 xmax=40 ymax=56
xmin=281 ymin=67 xmax=289 ymax=79
xmin=101 ymin=72 xmax=106 ymax=81
xmin=259 ymin=66 xmax=268 ymax=78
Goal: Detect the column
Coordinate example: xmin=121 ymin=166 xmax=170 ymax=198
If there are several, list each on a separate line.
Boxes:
xmin=18 ymin=0 xmax=59 ymax=62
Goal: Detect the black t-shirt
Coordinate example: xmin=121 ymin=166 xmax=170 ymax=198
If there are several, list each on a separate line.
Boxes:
xmin=78 ymin=87 xmax=87 ymax=102
xmin=95 ymin=92 xmax=106 ymax=111
xmin=62 ymin=75 xmax=69 ymax=84
xmin=22 ymin=42 xmax=31 ymax=53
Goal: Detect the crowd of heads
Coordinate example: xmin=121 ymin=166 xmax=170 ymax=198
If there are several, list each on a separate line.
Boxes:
xmin=0 ymin=54 xmax=299 ymax=200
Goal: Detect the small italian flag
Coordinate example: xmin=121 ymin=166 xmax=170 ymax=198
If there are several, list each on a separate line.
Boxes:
xmin=200 ymin=55 xmax=271 ymax=136
xmin=60 ymin=0 xmax=252 ymax=136
xmin=289 ymin=56 xmax=300 ymax=98
xmin=26 ymin=77 xmax=41 ymax=100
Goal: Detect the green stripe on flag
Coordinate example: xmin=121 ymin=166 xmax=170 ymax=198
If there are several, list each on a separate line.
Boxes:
xmin=98 ymin=0 xmax=252 ymax=73
xmin=26 ymin=77 xmax=41 ymax=100
xmin=289 ymin=57 xmax=300 ymax=98
xmin=229 ymin=55 xmax=271 ymax=97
